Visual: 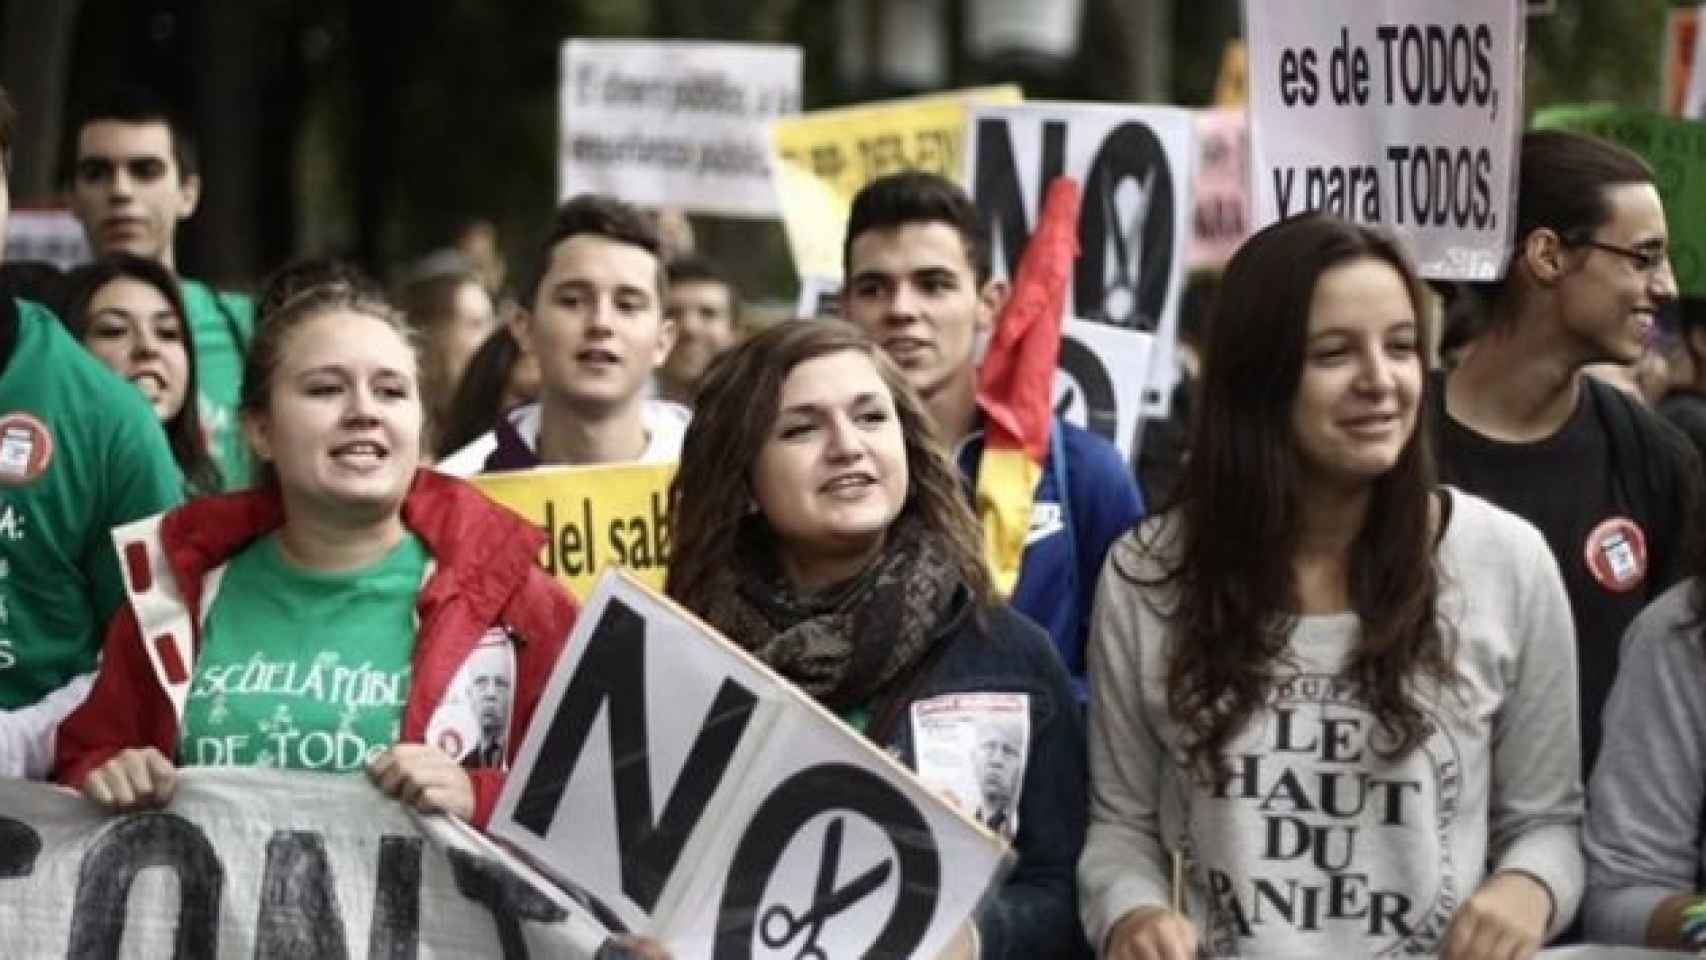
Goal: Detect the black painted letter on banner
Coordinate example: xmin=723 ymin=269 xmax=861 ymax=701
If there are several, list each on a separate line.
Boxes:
xmin=67 ymin=812 xmax=223 ymax=960
xmin=369 ymin=836 xmax=423 ymax=960
xmin=255 ymin=831 xmax=350 ymax=958
xmin=0 ymin=816 xmax=41 ymax=880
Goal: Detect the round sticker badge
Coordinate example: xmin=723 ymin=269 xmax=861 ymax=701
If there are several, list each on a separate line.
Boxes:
xmin=1584 ymin=517 xmax=1648 ymax=593
xmin=435 ymin=729 xmax=465 ymax=761
xmin=0 ymin=412 xmax=54 ymax=485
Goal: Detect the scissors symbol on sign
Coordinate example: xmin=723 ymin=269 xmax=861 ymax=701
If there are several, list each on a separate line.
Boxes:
xmin=758 ymin=817 xmax=893 ymax=960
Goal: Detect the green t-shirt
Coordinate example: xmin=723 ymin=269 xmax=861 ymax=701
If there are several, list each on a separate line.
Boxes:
xmin=178 ymin=280 xmax=255 ymax=490
xmin=178 ymin=532 xmax=429 ymax=771
xmin=0 ymin=299 xmax=184 ymax=709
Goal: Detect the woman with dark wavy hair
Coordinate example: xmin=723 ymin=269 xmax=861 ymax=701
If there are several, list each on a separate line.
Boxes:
xmin=61 ymin=255 xmax=221 ymax=495
xmin=667 ymin=319 xmax=1089 ymax=958
xmin=1078 ymin=213 xmax=1583 ymax=960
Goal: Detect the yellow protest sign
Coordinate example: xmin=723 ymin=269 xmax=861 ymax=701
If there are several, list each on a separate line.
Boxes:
xmin=769 ymin=85 xmax=1022 ymax=279
xmin=472 ymin=462 xmax=675 ymax=602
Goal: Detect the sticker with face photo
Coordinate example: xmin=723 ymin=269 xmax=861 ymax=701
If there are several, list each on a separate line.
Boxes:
xmin=427 ymin=627 xmax=517 ymax=769
xmin=908 ymin=692 xmax=1030 ymax=839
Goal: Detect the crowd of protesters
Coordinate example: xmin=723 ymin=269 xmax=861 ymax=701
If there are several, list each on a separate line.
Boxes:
xmin=6 ymin=73 xmax=1706 ymax=960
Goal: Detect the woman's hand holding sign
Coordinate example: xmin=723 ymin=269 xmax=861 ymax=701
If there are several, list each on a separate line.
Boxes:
xmin=1106 ymin=905 xmax=1199 ymax=960
xmin=368 ymin=743 xmax=475 ymax=820
xmin=83 ymin=747 xmax=178 ymax=812
xmin=1440 ymin=871 xmax=1552 ymax=960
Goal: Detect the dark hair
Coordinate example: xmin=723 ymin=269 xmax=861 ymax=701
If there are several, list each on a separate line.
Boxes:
xmin=68 ymin=85 xmax=198 ymax=181
xmin=844 ymin=171 xmax=990 ymax=284
xmin=665 ymin=253 xmax=728 ymax=288
xmin=1123 ymin=212 xmax=1452 ymax=784
xmin=666 ymin=253 xmax=739 ymax=323
xmin=1677 ymin=297 xmax=1706 ymax=361
xmin=666 ymin=319 xmax=991 ymax=612
xmin=0 ymin=262 xmax=67 ymax=313
xmin=1463 ymin=130 xmax=1659 ymax=328
xmin=518 ymin=194 xmax=663 ymax=310
xmin=255 ymin=257 xmax=383 ymax=326
xmin=61 ymin=255 xmax=221 ymax=495
xmin=397 ymin=253 xmax=486 ymax=412
xmin=240 ymin=259 xmax=413 ymax=487
xmin=1177 ymin=270 xmax=1220 ymax=350
xmin=0 ymin=83 xmax=14 ymax=166
xmin=1513 ymin=130 xmax=1654 ymax=255
xmin=437 ymin=326 xmax=530 ymax=457
xmin=398 ymin=258 xmax=483 ymax=334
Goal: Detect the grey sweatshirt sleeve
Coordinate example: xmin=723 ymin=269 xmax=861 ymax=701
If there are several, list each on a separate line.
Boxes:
xmin=1482 ymin=520 xmax=1585 ymax=941
xmin=1584 ymin=582 xmax=1706 ymax=946
xmin=1077 ymin=535 xmax=1176 ymax=951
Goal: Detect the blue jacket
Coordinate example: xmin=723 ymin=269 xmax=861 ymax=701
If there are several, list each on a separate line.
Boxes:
xmin=878 ymin=599 xmax=1090 ymax=959
xmin=957 ymin=420 xmax=1145 ymax=702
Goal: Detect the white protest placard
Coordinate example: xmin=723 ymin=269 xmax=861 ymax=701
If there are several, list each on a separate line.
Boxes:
xmin=3 ymin=208 xmax=91 ymax=269
xmin=1056 ymin=317 xmax=1155 ymax=467
xmin=0 ymin=768 xmax=609 ymax=957
xmin=768 ymin=85 xmax=1022 ymax=279
xmin=1245 ymin=1 xmax=1523 ymax=280
xmin=796 ymin=272 xmax=845 ymax=319
xmin=965 ymin=100 xmax=1194 ymax=429
xmin=487 ymin=570 xmax=1010 ymax=958
xmin=559 ymin=39 xmax=801 ymax=216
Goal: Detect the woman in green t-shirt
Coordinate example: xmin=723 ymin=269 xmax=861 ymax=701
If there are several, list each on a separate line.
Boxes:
xmin=57 ymin=266 xmax=575 ymax=827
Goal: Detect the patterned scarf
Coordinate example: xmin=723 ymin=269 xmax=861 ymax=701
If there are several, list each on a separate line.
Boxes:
xmin=698 ymin=515 xmax=963 ymax=712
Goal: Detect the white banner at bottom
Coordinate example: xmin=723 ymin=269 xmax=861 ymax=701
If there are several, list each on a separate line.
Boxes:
xmin=0 ymin=767 xmax=609 ymax=958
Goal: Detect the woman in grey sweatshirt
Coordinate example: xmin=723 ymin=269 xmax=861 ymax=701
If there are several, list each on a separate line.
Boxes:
xmin=1077 ymin=214 xmax=1584 ymax=959
xmin=1584 ymin=578 xmax=1706 ymax=948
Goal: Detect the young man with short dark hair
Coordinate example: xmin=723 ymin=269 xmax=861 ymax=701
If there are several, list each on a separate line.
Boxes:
xmin=436 ymin=194 xmax=684 ymax=474
xmin=843 ymin=171 xmax=1144 ymax=704
xmin=0 ymin=84 xmax=183 ymax=777
xmin=657 ymin=254 xmax=739 ymax=405
xmin=1433 ymin=129 xmax=1701 ymax=773
xmin=66 ymin=86 xmax=255 ymax=488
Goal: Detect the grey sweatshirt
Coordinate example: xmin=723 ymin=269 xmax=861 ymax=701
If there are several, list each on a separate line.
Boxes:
xmin=1584 ymin=579 xmax=1706 ymax=945
xmin=1078 ymin=488 xmax=1584 ymax=957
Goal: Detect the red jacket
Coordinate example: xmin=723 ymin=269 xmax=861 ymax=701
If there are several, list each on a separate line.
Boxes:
xmin=56 ymin=469 xmax=576 ymax=827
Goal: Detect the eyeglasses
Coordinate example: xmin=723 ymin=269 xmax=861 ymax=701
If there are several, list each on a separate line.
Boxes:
xmin=1567 ymin=237 xmax=1670 ymax=273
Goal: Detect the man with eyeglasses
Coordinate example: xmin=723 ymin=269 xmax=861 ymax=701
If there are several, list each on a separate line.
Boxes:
xmin=1431 ymin=129 xmax=1700 ymax=777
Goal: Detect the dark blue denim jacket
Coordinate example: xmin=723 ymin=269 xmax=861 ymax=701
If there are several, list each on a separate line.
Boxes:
xmin=875 ymin=601 xmax=1092 ymax=959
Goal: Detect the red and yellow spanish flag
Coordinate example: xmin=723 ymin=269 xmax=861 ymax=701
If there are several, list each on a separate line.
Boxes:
xmin=975 ymin=176 xmax=1081 ymax=596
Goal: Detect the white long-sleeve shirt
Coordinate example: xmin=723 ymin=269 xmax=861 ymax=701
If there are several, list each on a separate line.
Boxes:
xmin=0 ymin=671 xmax=93 ymax=779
